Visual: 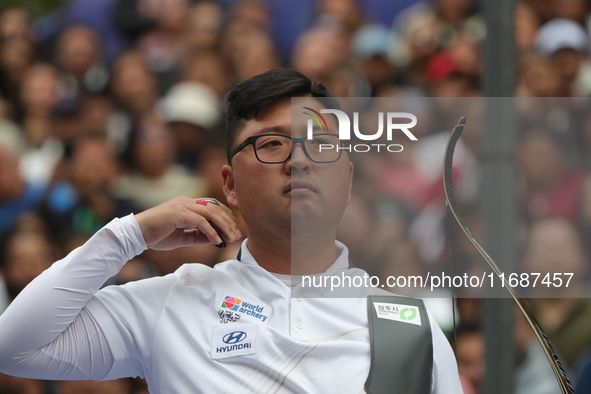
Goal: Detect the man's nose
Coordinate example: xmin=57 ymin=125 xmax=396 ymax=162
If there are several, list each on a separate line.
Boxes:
xmin=288 ymin=143 xmax=311 ymax=173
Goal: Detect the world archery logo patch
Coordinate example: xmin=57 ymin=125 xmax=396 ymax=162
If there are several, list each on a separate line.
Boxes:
xmin=221 ymin=296 xmax=242 ymax=311
xmin=216 ymin=295 xmax=273 ymax=324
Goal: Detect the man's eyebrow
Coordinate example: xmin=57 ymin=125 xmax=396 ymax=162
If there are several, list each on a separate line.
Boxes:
xmin=254 ymin=126 xmax=288 ymax=135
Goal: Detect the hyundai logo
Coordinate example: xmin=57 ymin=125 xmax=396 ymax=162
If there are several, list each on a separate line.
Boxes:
xmin=223 ymin=331 xmax=247 ymax=344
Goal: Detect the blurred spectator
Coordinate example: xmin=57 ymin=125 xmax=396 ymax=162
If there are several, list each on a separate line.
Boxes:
xmin=453 ymin=314 xmax=562 ymax=394
xmin=181 ymin=51 xmax=230 ymax=100
xmin=227 ymin=0 xmax=271 ymax=34
xmin=110 ymin=51 xmax=158 ymax=117
xmin=181 ymin=1 xmax=224 ymax=55
xmin=525 ymin=0 xmax=554 ymax=23
xmin=134 ymin=0 xmax=193 ymax=92
xmin=113 ymin=0 xmax=158 ymax=41
xmin=433 ymin=0 xmax=480 ymax=35
xmin=321 ymin=62 xmax=369 ymax=97
xmin=425 ymin=47 xmax=480 ymax=97
xmin=292 ymin=21 xmax=350 ymax=83
xmin=373 ymin=94 xmax=441 ymax=210
xmin=454 ymin=322 xmax=483 ymax=394
xmin=0 ymin=7 xmax=36 ymax=99
xmin=517 ymin=128 xmax=589 ymax=223
xmin=78 ymin=93 xmax=117 ymax=139
xmin=393 ymin=5 xmax=442 ymax=86
xmin=515 ymin=2 xmax=541 ymax=53
xmin=16 ymin=63 xmax=65 ymax=186
xmin=0 ymin=136 xmax=44 ymax=235
xmin=446 ymin=35 xmax=481 ymax=80
xmin=517 ymin=52 xmax=566 ymax=96
xmin=1 ymin=224 xmax=56 ymax=301
xmin=351 ymin=23 xmax=397 ymax=94
xmin=221 ymin=1 xmax=278 ymax=84
xmin=523 ymin=217 xmax=591 ymax=368
xmin=456 ymin=297 xmax=481 ymax=326
xmin=535 ymin=18 xmax=591 ymax=96
xmin=18 ymin=63 xmax=59 ymax=118
xmin=0 ymin=36 xmax=36 ymax=102
xmin=42 ymin=137 xmax=141 ymax=244
xmin=392 ymin=0 xmax=484 ymax=88
xmin=107 ymin=50 xmax=159 ymax=150
xmin=233 ymin=30 xmax=281 ymax=83
xmin=60 ymin=0 xmax=127 ymax=64
xmin=160 ymin=81 xmax=222 ymax=170
xmin=552 ymin=0 xmax=588 ymax=25
xmin=114 ymin=111 xmax=206 ymax=209
xmin=0 ymin=372 xmax=48 ymax=394
xmin=55 ymin=378 xmax=132 ymax=394
xmin=316 ymin=0 xmax=366 ymax=39
xmin=0 ymin=214 xmax=52 ymax=278
xmin=514 ymin=306 xmax=563 ymax=394
xmin=55 ymin=25 xmax=109 ymax=100
xmin=0 ymin=7 xmax=30 ymax=40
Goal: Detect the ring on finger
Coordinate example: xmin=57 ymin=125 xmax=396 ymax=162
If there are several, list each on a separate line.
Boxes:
xmin=196 ymin=199 xmax=219 ymax=207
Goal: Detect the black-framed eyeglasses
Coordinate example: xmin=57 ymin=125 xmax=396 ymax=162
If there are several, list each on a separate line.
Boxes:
xmin=230 ymin=133 xmax=345 ymax=164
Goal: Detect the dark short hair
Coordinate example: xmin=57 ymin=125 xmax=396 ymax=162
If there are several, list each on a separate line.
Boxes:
xmin=225 ymin=68 xmax=337 ymax=163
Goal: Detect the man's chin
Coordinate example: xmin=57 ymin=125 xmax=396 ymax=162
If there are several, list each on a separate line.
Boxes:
xmin=290 ymin=207 xmax=327 ymax=231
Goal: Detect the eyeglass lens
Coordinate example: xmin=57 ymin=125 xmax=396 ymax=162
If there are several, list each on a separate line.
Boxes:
xmin=254 ymin=134 xmax=341 ymax=163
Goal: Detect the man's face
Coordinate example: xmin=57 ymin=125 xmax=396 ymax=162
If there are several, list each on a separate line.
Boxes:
xmin=222 ymin=96 xmax=353 ymax=240
xmin=456 ymin=332 xmax=484 ymax=392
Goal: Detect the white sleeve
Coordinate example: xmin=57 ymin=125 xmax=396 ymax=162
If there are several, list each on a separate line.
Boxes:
xmin=0 ymin=214 xmax=147 ymax=380
xmin=429 ymin=311 xmax=464 ymax=394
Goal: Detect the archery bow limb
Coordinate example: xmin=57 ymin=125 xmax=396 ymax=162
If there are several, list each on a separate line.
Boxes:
xmin=443 ymin=117 xmax=575 ymax=394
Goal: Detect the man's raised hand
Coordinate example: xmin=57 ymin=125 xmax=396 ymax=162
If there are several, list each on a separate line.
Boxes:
xmin=134 ymin=197 xmax=242 ymax=251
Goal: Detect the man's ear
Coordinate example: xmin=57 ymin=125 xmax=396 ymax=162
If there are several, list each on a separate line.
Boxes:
xmin=347 ymin=161 xmax=354 ymax=205
xmin=222 ymin=164 xmax=239 ymax=210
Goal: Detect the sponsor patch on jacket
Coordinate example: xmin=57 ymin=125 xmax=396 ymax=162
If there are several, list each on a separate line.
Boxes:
xmin=211 ymin=324 xmax=257 ymax=359
xmin=217 ymin=295 xmax=272 ymax=324
xmin=373 ymin=302 xmax=422 ymax=326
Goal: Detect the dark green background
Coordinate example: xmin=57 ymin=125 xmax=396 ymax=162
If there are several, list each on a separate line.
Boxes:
xmin=1 ymin=0 xmax=66 ymax=19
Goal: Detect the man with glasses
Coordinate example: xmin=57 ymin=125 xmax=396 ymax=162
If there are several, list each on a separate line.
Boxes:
xmin=0 ymin=68 xmax=461 ymax=393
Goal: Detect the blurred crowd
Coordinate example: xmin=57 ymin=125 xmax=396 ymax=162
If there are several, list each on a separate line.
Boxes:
xmin=2 ymin=0 xmax=591 ymax=393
